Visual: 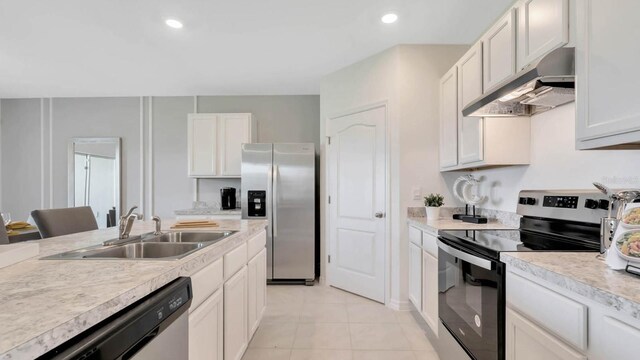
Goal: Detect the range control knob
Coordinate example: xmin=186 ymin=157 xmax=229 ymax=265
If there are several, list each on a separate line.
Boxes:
xmin=598 ymin=199 xmax=610 ymax=210
xmin=520 ymin=197 xmax=536 ymax=205
xmin=584 ymin=199 xmax=599 ymax=209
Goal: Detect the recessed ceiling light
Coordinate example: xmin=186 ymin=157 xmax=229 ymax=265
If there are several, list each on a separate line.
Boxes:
xmin=381 ymin=13 xmax=398 ymax=24
xmin=165 ymin=19 xmax=184 ymax=29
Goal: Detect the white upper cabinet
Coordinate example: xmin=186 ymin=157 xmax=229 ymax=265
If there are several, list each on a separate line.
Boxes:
xmin=439 ymin=66 xmax=458 ymax=169
xmin=188 ymin=113 xmax=255 ymax=177
xmin=439 ymin=49 xmax=530 ymax=172
xmin=575 ymin=0 xmax=640 ymax=149
xmin=517 ymin=0 xmax=569 ymax=71
xmin=457 ymin=42 xmax=485 ymax=165
xmin=218 ymin=114 xmax=251 ymax=176
xmin=188 ymin=114 xmax=218 ymax=177
xmin=482 ymin=9 xmax=517 ymax=92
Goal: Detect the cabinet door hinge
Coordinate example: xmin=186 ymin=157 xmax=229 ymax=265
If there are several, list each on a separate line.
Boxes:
xmin=328 ymin=255 xmax=331 ymax=263
xmin=326 ymin=136 xmax=331 ymax=145
xmin=328 ymin=196 xmax=331 ymax=204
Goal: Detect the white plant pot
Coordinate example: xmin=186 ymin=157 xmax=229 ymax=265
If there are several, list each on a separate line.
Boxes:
xmin=425 ymin=206 xmax=441 ymax=220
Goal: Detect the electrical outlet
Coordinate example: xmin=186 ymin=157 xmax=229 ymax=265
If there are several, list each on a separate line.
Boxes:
xmin=412 ymin=187 xmax=422 ymax=201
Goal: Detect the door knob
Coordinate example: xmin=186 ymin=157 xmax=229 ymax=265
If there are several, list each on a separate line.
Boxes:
xmin=375 ymin=212 xmax=385 ymax=218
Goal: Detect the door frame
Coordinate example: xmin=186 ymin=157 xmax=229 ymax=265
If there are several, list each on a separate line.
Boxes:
xmin=325 ymin=101 xmax=391 ymax=305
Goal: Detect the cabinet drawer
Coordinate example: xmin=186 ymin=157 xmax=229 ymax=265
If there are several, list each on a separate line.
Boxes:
xmin=506 ymin=272 xmax=587 ymax=351
xmin=247 ymin=230 xmax=266 ymax=260
xmin=506 ymin=308 xmax=587 ymax=360
xmin=409 ymin=226 xmax=422 ymax=246
xmin=225 ymin=243 xmax=248 ymax=279
xmin=190 ymin=258 xmax=224 ymax=312
xmin=600 ymin=316 xmax=640 ymax=359
xmin=422 ymin=231 xmax=438 ymax=257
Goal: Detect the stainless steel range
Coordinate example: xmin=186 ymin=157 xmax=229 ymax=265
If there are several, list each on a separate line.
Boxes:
xmin=437 ymin=190 xmax=612 ymax=360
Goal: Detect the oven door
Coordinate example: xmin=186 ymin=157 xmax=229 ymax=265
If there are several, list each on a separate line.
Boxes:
xmin=438 ymin=238 xmax=504 ymax=360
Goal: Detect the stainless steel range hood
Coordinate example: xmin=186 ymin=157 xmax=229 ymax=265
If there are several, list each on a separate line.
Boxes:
xmin=462 ymin=47 xmax=575 ymax=117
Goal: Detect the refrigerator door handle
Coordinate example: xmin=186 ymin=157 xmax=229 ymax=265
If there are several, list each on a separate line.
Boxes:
xmin=272 ymin=164 xmax=279 ymax=238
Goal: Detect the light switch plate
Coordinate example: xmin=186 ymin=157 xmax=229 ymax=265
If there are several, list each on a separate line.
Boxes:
xmin=412 ymin=187 xmax=422 ymax=201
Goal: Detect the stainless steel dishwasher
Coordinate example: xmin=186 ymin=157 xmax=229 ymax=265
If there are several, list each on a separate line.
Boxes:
xmin=39 ymin=277 xmax=192 ymax=360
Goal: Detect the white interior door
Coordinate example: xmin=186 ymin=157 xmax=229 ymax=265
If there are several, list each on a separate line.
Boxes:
xmin=328 ymin=105 xmax=386 ymax=303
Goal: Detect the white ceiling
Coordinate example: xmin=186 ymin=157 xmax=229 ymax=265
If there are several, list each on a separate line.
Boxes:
xmin=0 ymin=0 xmax=512 ymax=98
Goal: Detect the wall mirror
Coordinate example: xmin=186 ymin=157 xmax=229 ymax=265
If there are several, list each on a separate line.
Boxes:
xmin=68 ymin=137 xmax=121 ymax=229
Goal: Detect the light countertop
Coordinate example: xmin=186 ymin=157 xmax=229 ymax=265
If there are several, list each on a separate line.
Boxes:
xmin=174 ymin=207 xmax=242 ymax=216
xmin=407 ymin=217 xmax=519 ymax=232
xmin=501 ymin=252 xmax=640 ymax=320
xmin=0 ymin=219 xmax=267 ymax=359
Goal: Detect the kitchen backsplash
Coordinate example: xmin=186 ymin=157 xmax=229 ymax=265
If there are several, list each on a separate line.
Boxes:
xmin=408 ymin=206 xmax=521 ymax=228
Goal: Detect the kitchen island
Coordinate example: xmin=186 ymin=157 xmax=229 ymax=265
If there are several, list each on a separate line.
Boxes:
xmin=0 ymin=219 xmax=267 ymax=359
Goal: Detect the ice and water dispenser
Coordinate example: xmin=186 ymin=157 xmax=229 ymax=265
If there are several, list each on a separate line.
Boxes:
xmin=247 ymin=190 xmax=266 ymax=217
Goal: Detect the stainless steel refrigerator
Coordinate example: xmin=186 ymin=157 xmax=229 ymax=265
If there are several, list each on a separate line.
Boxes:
xmin=241 ymin=143 xmax=315 ymax=285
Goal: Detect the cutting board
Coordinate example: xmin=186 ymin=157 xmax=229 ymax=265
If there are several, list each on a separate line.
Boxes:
xmin=170 ymin=220 xmax=219 ymax=229
xmin=0 ymin=243 xmax=40 ymax=269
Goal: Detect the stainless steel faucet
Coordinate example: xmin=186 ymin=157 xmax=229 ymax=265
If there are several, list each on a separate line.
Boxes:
xmin=152 ymin=216 xmax=162 ymax=235
xmin=119 ymin=206 xmax=139 ymax=240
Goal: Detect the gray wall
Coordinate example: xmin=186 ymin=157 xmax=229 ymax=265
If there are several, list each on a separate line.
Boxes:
xmin=52 ymin=97 xmax=142 ymax=212
xmin=0 ymin=95 xmax=319 ymax=220
xmin=0 ymin=99 xmax=43 ymax=219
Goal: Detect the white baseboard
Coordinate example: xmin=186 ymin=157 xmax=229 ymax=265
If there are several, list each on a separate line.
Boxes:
xmin=319 ymin=276 xmax=326 ymax=285
xmin=388 ymin=298 xmax=411 ymax=311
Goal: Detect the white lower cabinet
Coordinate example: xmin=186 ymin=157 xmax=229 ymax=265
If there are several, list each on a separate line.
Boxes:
xmin=224 ymin=265 xmax=249 ymax=360
xmin=506 ymin=267 xmax=640 ymax=360
xmin=421 ymin=249 xmax=438 ymax=336
xmin=595 ymin=316 xmax=640 ymax=360
xmin=408 ymin=242 xmax=422 ymax=309
xmin=247 ymin=248 xmax=267 ymax=339
xmin=506 ymin=308 xmax=587 ymax=360
xmin=187 ymin=230 xmax=266 ymax=360
xmin=407 ymin=226 xmax=439 ymax=336
xmin=189 ymin=288 xmax=224 ymax=360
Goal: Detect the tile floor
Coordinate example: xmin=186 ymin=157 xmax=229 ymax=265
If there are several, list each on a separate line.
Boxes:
xmin=243 ymin=284 xmax=440 ymax=360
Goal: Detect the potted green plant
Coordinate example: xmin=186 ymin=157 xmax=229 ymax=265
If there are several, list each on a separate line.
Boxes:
xmin=424 ymin=193 xmax=444 ymax=220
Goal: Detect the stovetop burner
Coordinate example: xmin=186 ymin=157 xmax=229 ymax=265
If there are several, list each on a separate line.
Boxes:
xmin=440 ymin=227 xmax=600 ymax=261
xmin=440 ymin=189 xmax=607 ymax=261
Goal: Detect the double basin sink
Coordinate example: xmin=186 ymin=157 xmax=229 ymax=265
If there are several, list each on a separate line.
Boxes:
xmin=43 ymin=231 xmax=236 ymax=260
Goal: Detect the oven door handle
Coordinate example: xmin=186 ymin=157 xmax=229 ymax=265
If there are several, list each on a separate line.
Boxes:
xmin=437 ymin=240 xmax=493 ymax=270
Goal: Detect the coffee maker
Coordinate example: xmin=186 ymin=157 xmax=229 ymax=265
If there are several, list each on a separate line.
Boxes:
xmin=220 ymin=187 xmax=237 ymax=210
